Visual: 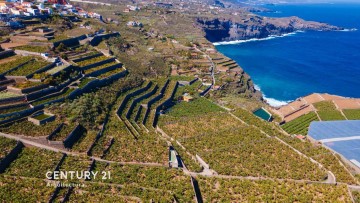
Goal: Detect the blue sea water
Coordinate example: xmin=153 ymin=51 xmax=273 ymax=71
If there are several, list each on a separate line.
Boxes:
xmin=215 ymin=3 xmax=360 ymax=106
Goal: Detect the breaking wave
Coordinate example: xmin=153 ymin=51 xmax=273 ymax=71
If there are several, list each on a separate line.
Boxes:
xmin=213 ymin=31 xmax=300 ymax=46
xmin=254 ymin=84 xmax=291 ymax=107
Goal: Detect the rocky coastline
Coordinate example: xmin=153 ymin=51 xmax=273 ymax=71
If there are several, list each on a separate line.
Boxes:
xmin=197 ymin=15 xmax=344 ymax=42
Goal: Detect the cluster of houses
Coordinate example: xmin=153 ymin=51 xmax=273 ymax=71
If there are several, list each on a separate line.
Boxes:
xmin=123 ymin=4 xmax=140 ymax=13
xmin=0 ymin=0 xmax=102 ymax=28
xmin=126 ymin=21 xmax=142 ymax=27
xmin=0 ymin=1 xmax=53 ymax=16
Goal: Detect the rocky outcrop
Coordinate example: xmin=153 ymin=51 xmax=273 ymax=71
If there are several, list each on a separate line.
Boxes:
xmin=197 ymin=16 xmax=343 ymax=42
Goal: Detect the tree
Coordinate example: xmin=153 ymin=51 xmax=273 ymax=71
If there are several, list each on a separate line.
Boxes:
xmin=55 ymin=43 xmax=68 ymax=53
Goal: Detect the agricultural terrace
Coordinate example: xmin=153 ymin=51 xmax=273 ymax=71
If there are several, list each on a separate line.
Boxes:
xmin=0 ymin=105 xmax=30 ymax=115
xmin=13 ymin=81 xmax=43 ymax=89
xmin=96 ymin=67 xmax=126 ymax=79
xmin=5 ymin=147 xmax=63 ymax=179
xmin=165 ymin=97 xmax=224 ymax=117
xmin=275 ymin=133 xmax=357 ymax=184
xmin=31 ymin=88 xmax=75 ymax=106
xmin=232 ymin=108 xmax=283 ymax=137
xmin=76 ymin=55 xmax=109 ymax=67
xmin=0 ymin=118 xmax=61 ymax=137
xmin=282 ymin=112 xmax=319 ymax=135
xmin=68 ymin=182 xmax=175 ymax=202
xmin=0 ymin=91 xmax=20 ymax=100
xmin=124 ymin=82 xmax=157 ymax=121
xmin=198 ymin=177 xmax=352 ymax=202
xmin=314 ymin=101 xmax=346 ymax=121
xmin=83 ymin=61 xmax=118 ymax=75
xmin=49 ymin=35 xmax=69 ymax=42
xmin=50 ymin=123 xmax=77 ymax=141
xmin=70 ymin=129 xmax=98 ymax=153
xmin=59 ymin=155 xmax=92 ymax=173
xmin=0 ymin=136 xmax=17 ymax=160
xmin=0 ymin=56 xmax=33 ymax=74
xmin=159 ymin=100 xmax=327 ymax=180
xmin=0 ymin=176 xmax=54 ymax=202
xmin=343 ymin=109 xmax=360 ymax=120
xmin=32 ymin=114 xmax=52 ymax=120
xmin=6 ymin=57 xmax=51 ymax=76
xmin=174 ymin=79 xmax=202 ymax=99
xmin=46 ymin=64 xmax=69 ymax=75
xmin=70 ymin=51 xmax=99 ymax=61
xmin=14 ymin=45 xmax=49 ymax=53
xmin=353 ymin=191 xmax=360 ymax=203
xmin=94 ymin=111 xmax=168 ymax=164
xmin=91 ymin=162 xmax=195 ymax=202
xmin=232 ymin=107 xmax=357 ymax=184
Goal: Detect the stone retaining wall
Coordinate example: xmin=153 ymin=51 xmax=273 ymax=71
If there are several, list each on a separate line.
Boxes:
xmin=87 ymin=116 xmax=109 ymax=156
xmin=85 ymin=63 xmax=122 ymax=78
xmin=28 ymin=113 xmax=55 ymax=125
xmin=52 ymin=153 xmax=67 ymax=176
xmin=101 ymin=137 xmax=114 ymax=158
xmin=27 ymin=76 xmax=78 ymax=102
xmin=200 ymin=85 xmax=212 ymax=96
xmin=48 ymin=185 xmax=62 ymax=203
xmin=125 ymin=85 xmax=158 ymax=119
xmin=80 ymin=58 xmax=115 ymax=71
xmin=26 ymin=62 xmax=56 ymax=79
xmin=0 ymin=102 xmax=27 ymax=111
xmin=134 ymin=105 xmax=143 ymax=122
xmin=152 ymin=82 xmax=178 ymax=126
xmin=160 ymin=79 xmax=170 ymax=94
xmin=0 ymin=79 xmax=15 ymax=86
xmin=53 ymin=36 xmax=82 ymax=48
xmin=7 ymin=83 xmax=49 ymax=94
xmin=117 ymin=82 xmax=152 ymax=115
xmin=72 ymin=53 xmax=103 ymax=63
xmin=0 ymin=95 xmax=26 ymax=106
xmin=178 ymin=77 xmax=198 ymax=86
xmin=1 ymin=59 xmax=34 ymax=77
xmin=191 ymin=177 xmax=203 ymax=203
xmin=89 ymin=32 xmax=120 ymax=46
xmin=47 ymin=123 xmax=64 ymax=141
xmin=0 ymin=141 xmax=24 ymax=173
xmin=0 ymin=105 xmax=42 ymax=125
xmin=63 ymin=124 xmax=82 ymax=149
xmin=0 ymin=50 xmax=15 ymax=59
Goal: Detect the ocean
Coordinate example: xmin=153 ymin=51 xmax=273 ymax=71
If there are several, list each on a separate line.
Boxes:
xmin=214 ymin=3 xmax=360 ymax=106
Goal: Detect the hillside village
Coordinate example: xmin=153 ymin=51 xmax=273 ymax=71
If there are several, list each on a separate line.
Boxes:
xmin=0 ymin=0 xmax=360 ymax=202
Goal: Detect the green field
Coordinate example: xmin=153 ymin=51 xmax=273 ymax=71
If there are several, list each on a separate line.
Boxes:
xmin=282 ymin=112 xmax=319 ymax=135
xmin=314 ymin=101 xmax=345 ymax=121
xmin=198 ymin=177 xmax=352 ymax=202
xmin=343 ymin=109 xmax=360 ymax=120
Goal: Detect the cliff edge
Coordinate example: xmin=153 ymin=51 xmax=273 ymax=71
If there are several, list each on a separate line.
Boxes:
xmin=197 ymin=16 xmax=343 ymax=42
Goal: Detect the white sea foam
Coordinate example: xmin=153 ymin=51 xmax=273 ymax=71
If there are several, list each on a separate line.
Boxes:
xmin=254 ymin=84 xmax=291 ymax=107
xmin=213 ymin=31 xmax=299 ymax=46
xmin=263 ymin=97 xmax=290 ymax=107
xmin=338 ymin=28 xmax=358 ymax=32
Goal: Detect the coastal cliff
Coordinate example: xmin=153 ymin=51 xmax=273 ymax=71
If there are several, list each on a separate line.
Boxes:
xmin=197 ymin=16 xmax=343 ymax=42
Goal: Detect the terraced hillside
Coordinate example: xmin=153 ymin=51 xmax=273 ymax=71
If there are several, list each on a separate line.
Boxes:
xmin=159 ymin=99 xmax=328 ymax=181
xmin=0 ymin=9 xmax=359 ymax=202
